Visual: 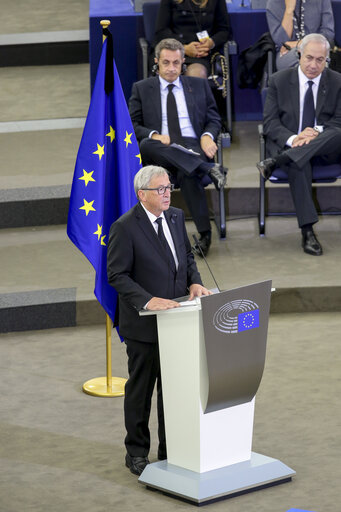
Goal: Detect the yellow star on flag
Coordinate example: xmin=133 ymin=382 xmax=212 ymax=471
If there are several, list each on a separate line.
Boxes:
xmin=93 ymin=224 xmax=103 ymax=240
xmin=135 ymin=153 xmax=142 ymax=164
xmin=124 ymin=131 xmax=133 ymax=148
xmin=106 ymin=126 xmax=116 ymax=143
xmin=100 ymin=235 xmax=106 ymax=246
xmin=93 ymin=143 xmax=104 ymax=160
xmin=79 ymin=199 xmax=96 ymax=216
xmin=79 ymin=169 xmax=95 ymax=187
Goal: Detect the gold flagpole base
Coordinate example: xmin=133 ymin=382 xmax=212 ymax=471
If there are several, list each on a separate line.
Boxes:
xmin=82 ymin=376 xmax=126 ymax=397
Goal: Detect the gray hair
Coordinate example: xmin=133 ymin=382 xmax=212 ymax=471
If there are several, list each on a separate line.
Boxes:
xmin=298 ymin=33 xmax=330 ymax=55
xmin=134 ymin=165 xmax=169 ymax=197
xmin=155 ymin=38 xmax=185 ymax=60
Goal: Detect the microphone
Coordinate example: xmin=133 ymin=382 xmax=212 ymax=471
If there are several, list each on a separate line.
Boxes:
xmin=193 ymin=235 xmax=221 ymax=292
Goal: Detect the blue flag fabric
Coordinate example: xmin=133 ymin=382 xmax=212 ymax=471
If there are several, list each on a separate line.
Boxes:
xmin=67 ymin=37 xmax=141 ymax=321
xmin=286 ymin=510 xmax=317 ymax=512
xmin=238 ymin=309 xmax=260 ymax=332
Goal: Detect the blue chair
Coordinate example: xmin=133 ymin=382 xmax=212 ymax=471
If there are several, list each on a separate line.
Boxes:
xmin=258 ymin=88 xmax=341 ymax=235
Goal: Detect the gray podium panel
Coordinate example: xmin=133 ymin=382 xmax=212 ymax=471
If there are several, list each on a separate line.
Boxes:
xmin=139 ymin=280 xmax=295 ymax=494
xmin=139 ymin=452 xmax=295 ymax=504
xmin=201 ymin=280 xmax=272 ymax=413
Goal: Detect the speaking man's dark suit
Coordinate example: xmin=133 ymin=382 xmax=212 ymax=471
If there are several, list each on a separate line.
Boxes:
xmin=107 ymin=202 xmax=202 ymax=458
xmin=129 ymin=75 xmax=221 ymax=234
xmin=264 ymin=66 xmax=341 ymax=227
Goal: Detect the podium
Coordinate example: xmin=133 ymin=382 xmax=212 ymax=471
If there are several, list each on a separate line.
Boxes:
xmin=139 ymin=280 xmax=295 ymax=504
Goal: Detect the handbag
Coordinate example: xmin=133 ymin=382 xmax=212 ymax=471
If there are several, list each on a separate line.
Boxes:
xmin=208 ymin=52 xmax=228 ymax=98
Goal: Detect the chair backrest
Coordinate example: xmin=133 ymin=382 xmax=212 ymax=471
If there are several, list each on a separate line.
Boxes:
xmin=261 ymin=86 xmax=268 ymax=108
xmin=332 ymin=1 xmax=341 ymax=46
xmin=142 ymin=2 xmax=160 ymax=46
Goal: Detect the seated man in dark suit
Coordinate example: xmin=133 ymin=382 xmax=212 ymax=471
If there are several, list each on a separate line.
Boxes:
xmin=129 ymin=38 xmax=226 ymax=257
xmin=107 ymin=165 xmax=211 ymax=476
xmin=257 ymin=33 xmax=341 ymax=256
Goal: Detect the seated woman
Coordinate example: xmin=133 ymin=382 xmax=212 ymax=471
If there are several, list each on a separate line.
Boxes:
xmin=267 ymin=0 xmax=334 ymax=71
xmin=153 ymin=0 xmax=231 ymax=78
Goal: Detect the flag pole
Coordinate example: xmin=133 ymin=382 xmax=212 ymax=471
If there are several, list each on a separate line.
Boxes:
xmin=82 ymin=312 xmax=126 ymax=397
xmin=82 ymin=20 xmax=127 ymax=398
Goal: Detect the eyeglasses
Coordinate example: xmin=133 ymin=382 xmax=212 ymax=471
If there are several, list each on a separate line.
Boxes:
xmin=140 ymin=184 xmax=175 ymax=195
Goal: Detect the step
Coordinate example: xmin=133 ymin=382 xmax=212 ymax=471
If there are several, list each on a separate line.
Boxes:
xmin=0 ymin=121 xmax=84 ymax=228
xmin=1 ymin=121 xmax=340 ymax=228
xmin=1 ymin=179 xmax=340 ymax=230
xmin=0 ymin=31 xmax=89 ymax=66
xmin=0 ymin=63 xmax=89 ymax=122
xmin=0 ymin=0 xmax=89 ymax=35
xmin=1 ymin=218 xmax=341 ymax=332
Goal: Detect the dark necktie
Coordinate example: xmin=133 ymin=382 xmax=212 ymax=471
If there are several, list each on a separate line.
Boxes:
xmin=167 ymin=84 xmax=182 ymax=143
xmin=301 ymin=80 xmax=315 ymax=130
xmin=155 ymin=217 xmax=176 ymax=271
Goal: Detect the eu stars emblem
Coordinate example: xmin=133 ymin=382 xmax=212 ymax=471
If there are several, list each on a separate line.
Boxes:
xmin=238 ymin=309 xmax=260 ymax=332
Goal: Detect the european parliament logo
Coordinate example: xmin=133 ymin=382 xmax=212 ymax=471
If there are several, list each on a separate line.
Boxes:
xmin=213 ymin=299 xmax=260 ymax=334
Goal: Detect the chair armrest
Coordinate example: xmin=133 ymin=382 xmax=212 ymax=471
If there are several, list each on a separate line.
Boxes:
xmin=227 ymin=40 xmax=238 ymax=56
xmin=216 ymin=131 xmax=231 ymax=169
xmin=219 ymin=131 xmax=231 ymax=148
xmin=258 ymin=124 xmax=265 ymax=161
xmin=222 ymin=40 xmax=237 ymax=59
xmin=221 ymin=41 xmax=237 ymax=136
xmin=267 ymin=49 xmax=274 ymax=76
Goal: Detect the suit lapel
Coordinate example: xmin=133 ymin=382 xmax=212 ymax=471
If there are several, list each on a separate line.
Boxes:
xmin=165 ymin=208 xmax=186 ymax=272
xmin=316 ymin=70 xmax=327 ymax=122
xmin=165 ymin=209 xmax=180 ymax=255
xmin=136 ymin=204 xmax=177 ymax=274
xmin=150 ymin=77 xmax=162 ymax=131
xmin=290 ymin=69 xmax=300 ymax=130
xmin=134 ymin=203 xmax=163 ymax=257
xmin=181 ymin=76 xmax=196 ymax=131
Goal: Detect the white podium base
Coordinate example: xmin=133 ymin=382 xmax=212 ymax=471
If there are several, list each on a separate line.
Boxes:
xmin=138 ymin=452 xmax=295 ymax=504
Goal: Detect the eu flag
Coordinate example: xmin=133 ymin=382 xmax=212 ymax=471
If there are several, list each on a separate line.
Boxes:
xmin=67 ymin=30 xmax=141 ymax=321
xmin=238 ymin=309 xmax=260 ymax=332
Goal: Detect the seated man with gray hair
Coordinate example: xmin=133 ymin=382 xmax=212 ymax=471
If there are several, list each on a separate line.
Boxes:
xmin=257 ymin=33 xmax=341 ymax=256
xmin=129 ymin=38 xmax=227 ymax=257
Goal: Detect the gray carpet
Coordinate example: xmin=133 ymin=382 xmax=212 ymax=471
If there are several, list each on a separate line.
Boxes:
xmin=0 ymin=313 xmax=340 ymax=512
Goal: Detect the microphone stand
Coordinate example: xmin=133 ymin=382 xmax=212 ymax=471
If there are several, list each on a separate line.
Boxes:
xmin=192 ymin=235 xmax=221 ymax=293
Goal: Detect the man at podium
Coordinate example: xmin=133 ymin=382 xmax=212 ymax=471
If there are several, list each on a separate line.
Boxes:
xmin=107 ymin=165 xmax=211 ymax=476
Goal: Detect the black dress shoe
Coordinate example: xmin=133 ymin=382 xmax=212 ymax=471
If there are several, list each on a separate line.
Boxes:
xmin=256 ymin=158 xmax=276 ymax=180
xmin=125 ymin=453 xmax=150 ymax=475
xmin=208 ymin=164 xmax=227 ymax=191
xmin=302 ymin=231 xmax=323 ymax=256
xmin=192 ymin=234 xmax=211 ymax=257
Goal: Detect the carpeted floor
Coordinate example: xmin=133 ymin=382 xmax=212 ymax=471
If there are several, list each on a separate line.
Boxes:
xmin=0 ymin=311 xmax=340 ymax=512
